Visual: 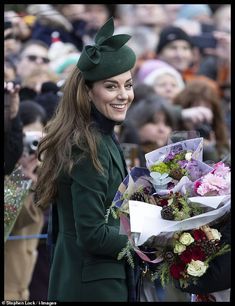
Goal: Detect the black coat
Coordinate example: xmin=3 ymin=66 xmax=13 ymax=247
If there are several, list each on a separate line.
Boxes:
xmin=4 ymin=114 xmax=23 ymax=175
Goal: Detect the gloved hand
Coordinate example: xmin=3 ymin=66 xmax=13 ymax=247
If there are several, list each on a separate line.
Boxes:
xmin=181 ymin=106 xmax=213 ymax=124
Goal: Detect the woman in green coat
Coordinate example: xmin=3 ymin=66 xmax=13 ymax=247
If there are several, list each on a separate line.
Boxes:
xmin=35 ymin=17 xmax=136 ymax=302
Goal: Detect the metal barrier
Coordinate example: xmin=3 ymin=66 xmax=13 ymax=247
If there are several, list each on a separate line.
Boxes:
xmin=7 ymin=234 xmax=48 ymax=240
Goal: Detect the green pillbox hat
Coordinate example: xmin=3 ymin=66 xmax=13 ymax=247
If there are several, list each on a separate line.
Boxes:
xmin=77 ymin=17 xmax=136 ymax=81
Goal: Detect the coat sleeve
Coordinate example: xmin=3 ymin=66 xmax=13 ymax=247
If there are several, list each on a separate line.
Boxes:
xmin=70 ymin=141 xmax=128 ymax=258
xmin=4 ymin=114 xmax=23 ymax=175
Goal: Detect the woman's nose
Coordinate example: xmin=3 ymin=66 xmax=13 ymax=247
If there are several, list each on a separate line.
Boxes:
xmin=117 ymin=88 xmax=128 ymax=100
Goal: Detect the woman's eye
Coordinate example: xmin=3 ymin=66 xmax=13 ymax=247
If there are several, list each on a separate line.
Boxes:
xmin=106 ymin=85 xmax=116 ymax=89
xmin=126 ymin=84 xmax=133 ymax=89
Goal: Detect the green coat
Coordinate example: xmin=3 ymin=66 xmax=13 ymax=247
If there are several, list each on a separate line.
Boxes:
xmin=48 ymin=133 xmax=129 ymax=302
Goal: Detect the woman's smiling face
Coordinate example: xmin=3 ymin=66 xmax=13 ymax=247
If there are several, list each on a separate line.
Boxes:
xmin=88 ymin=71 xmax=134 ymax=122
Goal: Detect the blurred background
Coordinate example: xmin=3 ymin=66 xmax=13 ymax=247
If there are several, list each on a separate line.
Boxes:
xmin=4 ymin=4 xmax=231 ymax=301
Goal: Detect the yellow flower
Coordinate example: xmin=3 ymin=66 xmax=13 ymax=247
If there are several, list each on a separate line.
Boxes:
xmin=179 ymin=232 xmax=194 ymax=246
xmin=210 ymin=228 xmax=222 ymax=240
xmin=173 ymin=241 xmax=186 ymax=254
xmin=187 ymin=260 xmax=208 ymax=277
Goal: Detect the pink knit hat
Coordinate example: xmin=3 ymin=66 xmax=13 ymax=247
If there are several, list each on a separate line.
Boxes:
xmin=136 ymin=59 xmax=171 ymax=83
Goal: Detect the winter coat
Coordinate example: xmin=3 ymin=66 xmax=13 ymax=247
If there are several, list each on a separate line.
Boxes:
xmin=4 ymin=193 xmax=44 ymax=300
xmin=48 ymin=133 xmax=130 ymax=302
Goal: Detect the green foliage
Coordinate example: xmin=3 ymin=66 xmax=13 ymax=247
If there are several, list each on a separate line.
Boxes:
xmin=150 ymin=162 xmax=170 ymax=174
xmin=190 ymin=202 xmax=205 ymax=216
xmin=206 ymin=243 xmax=231 ymax=263
xmin=158 ymin=261 xmax=171 ymax=287
xmin=117 ymin=240 xmax=135 ymax=268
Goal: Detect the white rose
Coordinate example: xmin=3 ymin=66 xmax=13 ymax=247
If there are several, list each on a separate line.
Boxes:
xmin=173 ymin=242 xmax=186 ymax=254
xmin=185 ymin=152 xmax=192 ymax=161
xmin=179 ymin=233 xmax=194 ymax=246
xmin=211 ymin=228 xmax=222 ymax=240
xmin=187 ymin=260 xmax=208 ymax=277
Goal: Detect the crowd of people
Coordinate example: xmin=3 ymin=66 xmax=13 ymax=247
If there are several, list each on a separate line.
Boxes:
xmin=4 ymin=4 xmax=231 ymax=302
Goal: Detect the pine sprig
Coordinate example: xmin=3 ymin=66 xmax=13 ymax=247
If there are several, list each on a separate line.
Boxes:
xmin=105 ymin=204 xmax=119 ymax=223
xmin=117 ymin=240 xmax=135 ymax=268
xmin=206 ymin=243 xmax=231 ymax=263
xmin=158 ymin=261 xmax=171 ymax=287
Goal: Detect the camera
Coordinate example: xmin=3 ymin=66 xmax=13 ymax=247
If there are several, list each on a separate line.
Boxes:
xmin=195 ymin=122 xmax=212 ymax=139
xmin=191 ymin=33 xmax=217 ymax=49
xmin=23 ymin=131 xmax=43 ymax=154
xmin=4 ymin=20 xmax=12 ymax=30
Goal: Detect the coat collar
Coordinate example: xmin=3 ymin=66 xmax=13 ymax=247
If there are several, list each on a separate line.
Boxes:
xmin=91 ymin=103 xmax=117 ymax=135
xmin=102 ymin=134 xmax=128 ymax=180
xmin=91 ymin=104 xmax=128 ymax=179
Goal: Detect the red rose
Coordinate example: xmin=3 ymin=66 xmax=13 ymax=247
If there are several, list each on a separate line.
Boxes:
xmin=193 ymin=229 xmax=207 ymax=241
xmin=179 ymin=249 xmax=193 ymax=264
xmin=159 ymin=199 xmax=168 ymax=206
xmin=191 ymin=246 xmax=206 ymax=261
xmin=170 ymin=262 xmax=185 ymax=279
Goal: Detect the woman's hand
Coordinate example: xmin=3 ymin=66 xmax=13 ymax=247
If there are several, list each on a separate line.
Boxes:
xmin=18 ymin=152 xmax=40 ymax=184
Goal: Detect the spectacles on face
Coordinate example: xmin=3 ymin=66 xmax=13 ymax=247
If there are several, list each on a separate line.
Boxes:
xmin=25 ymin=55 xmax=50 ymax=64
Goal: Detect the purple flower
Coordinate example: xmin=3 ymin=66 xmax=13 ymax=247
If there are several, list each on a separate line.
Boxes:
xmin=165 ymin=151 xmax=176 ymax=161
xmin=178 ymin=160 xmax=188 ymax=168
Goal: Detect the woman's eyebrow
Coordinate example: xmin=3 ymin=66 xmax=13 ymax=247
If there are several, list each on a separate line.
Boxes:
xmin=104 ymin=78 xmax=133 ymax=84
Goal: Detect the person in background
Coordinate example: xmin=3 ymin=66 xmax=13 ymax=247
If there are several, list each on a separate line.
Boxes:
xmin=4 ymin=81 xmax=23 ymax=176
xmin=155 ymin=25 xmax=194 ymax=79
xmin=21 ymin=66 xmax=59 ymax=96
xmin=53 ymin=53 xmax=81 ymax=81
xmin=27 ymin=4 xmax=86 ymax=52
xmin=114 ymin=25 xmax=158 ymax=78
xmin=83 ymin=4 xmax=115 ymax=43
xmin=17 ymin=100 xmax=51 ymax=301
xmin=4 ymin=58 xmax=17 ymax=83
xmin=126 ymin=94 xmax=175 ymax=167
xmin=4 ymin=9 xmax=31 ymax=64
xmin=4 ymin=97 xmax=45 ymax=301
xmin=16 ymin=39 xmax=50 ymax=82
xmin=213 ymin=4 xmax=231 ymax=33
xmin=19 ymin=100 xmax=47 ymax=132
xmin=177 ymin=212 xmax=231 ymax=302
xmin=130 ymin=80 xmax=213 ymax=135
xmin=132 ymin=4 xmax=167 ymax=35
xmin=34 ymin=17 xmax=137 ymax=302
xmin=163 ymin=5 xmax=183 ymax=25
xmin=34 ymin=81 xmax=61 ymax=123
xmin=4 ymin=10 xmax=31 ymax=42
xmin=142 ymin=65 xmax=185 ymax=104
xmin=4 ymin=162 xmax=44 ymax=301
xmin=173 ymin=76 xmax=230 ymax=163
xmin=176 ymin=4 xmax=213 ymax=26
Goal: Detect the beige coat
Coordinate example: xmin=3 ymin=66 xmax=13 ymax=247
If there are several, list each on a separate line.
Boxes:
xmin=4 ymin=192 xmax=44 ymax=300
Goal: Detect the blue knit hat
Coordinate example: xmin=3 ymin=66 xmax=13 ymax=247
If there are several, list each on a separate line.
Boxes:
xmin=177 ymin=4 xmax=212 ymax=20
xmin=77 ymin=17 xmax=136 ymax=81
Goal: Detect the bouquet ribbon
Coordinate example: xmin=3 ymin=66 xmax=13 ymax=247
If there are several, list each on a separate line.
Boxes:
xmin=120 ymin=213 xmax=163 ymax=263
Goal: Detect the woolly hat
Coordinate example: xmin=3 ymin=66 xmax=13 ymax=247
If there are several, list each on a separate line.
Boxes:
xmin=77 ymin=17 xmax=136 ymax=81
xmin=136 ymin=59 xmax=172 ymax=83
xmin=55 ymin=53 xmax=80 ymax=75
xmin=143 ymin=66 xmax=185 ymax=90
xmin=156 ymin=26 xmax=193 ymax=54
xmin=177 ymin=4 xmax=212 ymax=20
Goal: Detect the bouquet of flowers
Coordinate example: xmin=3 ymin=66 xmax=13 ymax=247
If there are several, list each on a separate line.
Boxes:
xmin=107 ymin=137 xmax=231 ymax=296
xmin=155 ymin=225 xmax=230 ymax=289
xmin=4 ymin=166 xmax=32 ymax=242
